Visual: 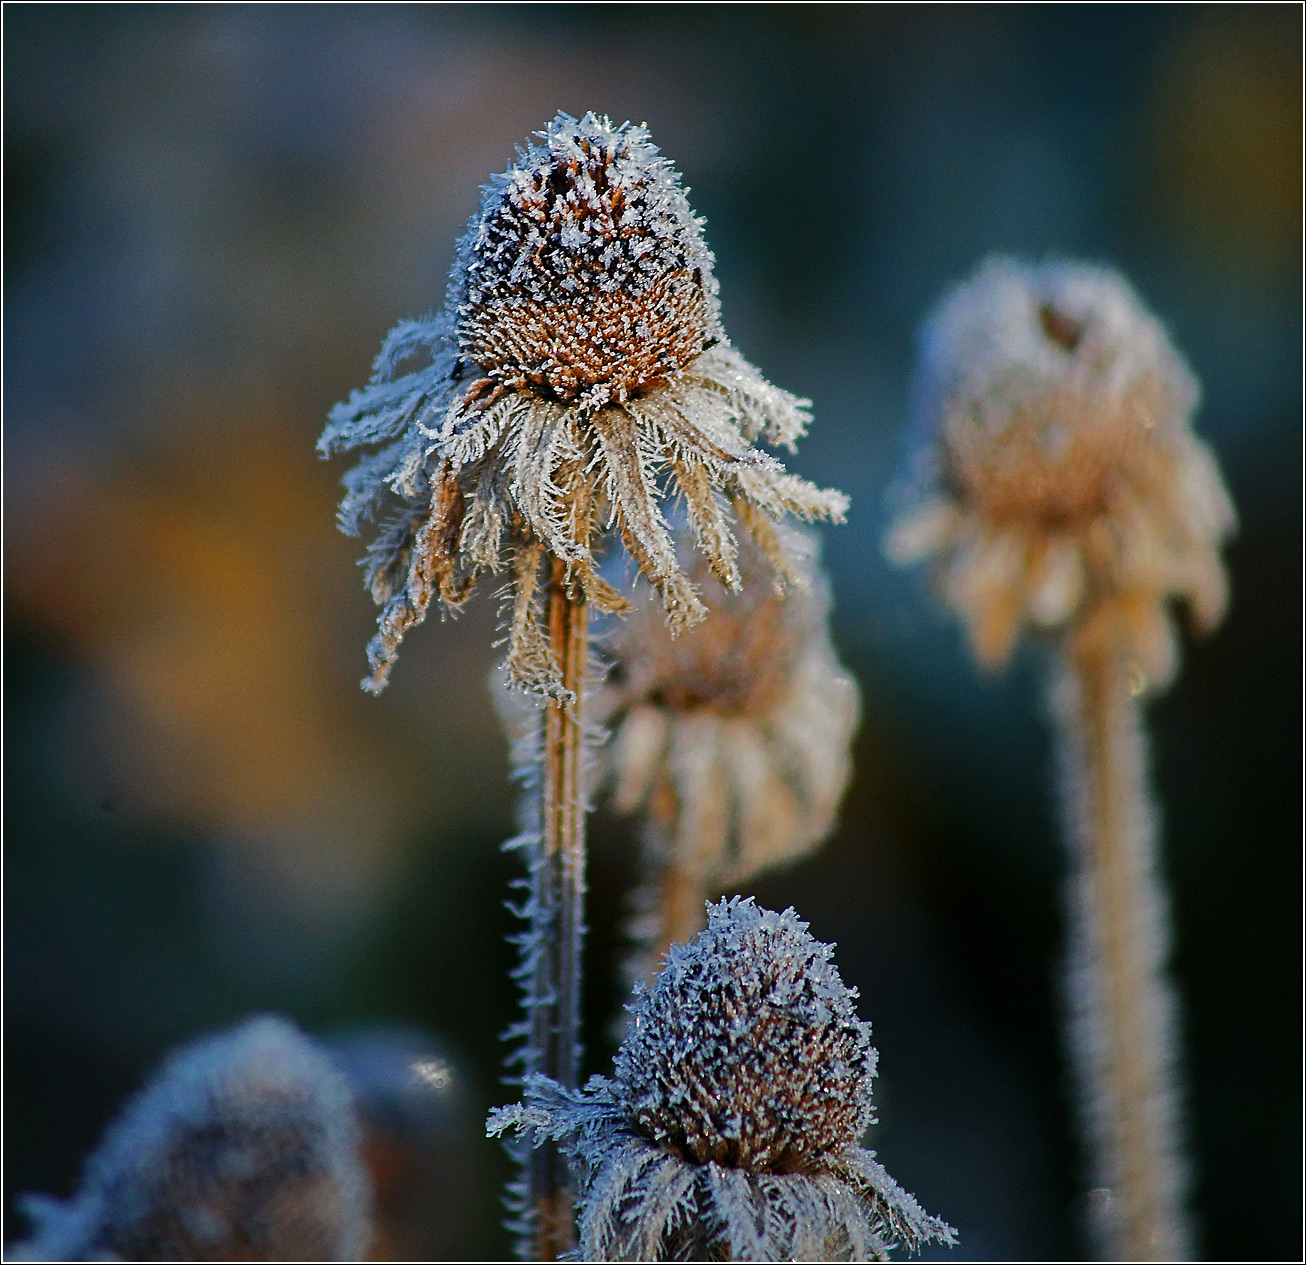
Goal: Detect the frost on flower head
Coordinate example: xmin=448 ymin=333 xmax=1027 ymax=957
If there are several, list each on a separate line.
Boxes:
xmin=594 ymin=526 xmax=860 ymax=972
xmin=12 ymin=1016 xmax=371 ymax=1263
xmin=887 ymin=256 xmax=1235 ymax=693
xmin=488 ymin=898 xmax=956 ymax=1261
xmin=321 ymin=110 xmax=847 ymax=697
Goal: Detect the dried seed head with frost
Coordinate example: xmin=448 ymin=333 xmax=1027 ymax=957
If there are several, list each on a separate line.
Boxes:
xmin=488 ymin=898 xmax=956 ymax=1262
xmin=887 ymin=257 xmax=1235 ymax=693
xmin=321 ymin=111 xmax=847 ymax=697
xmin=593 ymin=527 xmax=859 ymax=973
xmin=11 ymin=1016 xmax=372 ymax=1263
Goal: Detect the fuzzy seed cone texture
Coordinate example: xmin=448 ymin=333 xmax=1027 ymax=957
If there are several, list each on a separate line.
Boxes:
xmin=11 ymin=1017 xmax=372 ymax=1262
xmin=321 ymin=111 xmax=847 ymax=697
xmin=594 ymin=526 xmax=859 ymax=945
xmin=887 ymin=256 xmax=1235 ymax=694
xmin=488 ymin=898 xmax=957 ymax=1262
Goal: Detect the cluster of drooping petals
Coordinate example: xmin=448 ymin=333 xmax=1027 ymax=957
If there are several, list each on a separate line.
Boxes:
xmin=488 ymin=898 xmax=956 ymax=1261
xmin=321 ymin=111 xmax=846 ymax=697
xmin=593 ymin=527 xmax=859 ymax=974
xmin=12 ymin=1017 xmax=372 ymax=1262
xmin=887 ymin=256 xmax=1235 ymax=693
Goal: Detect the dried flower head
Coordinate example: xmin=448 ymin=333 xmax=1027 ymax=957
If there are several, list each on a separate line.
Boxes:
xmin=887 ymin=256 xmax=1235 ymax=692
xmin=321 ymin=111 xmax=847 ymax=696
xmin=598 ymin=528 xmax=858 ymax=889
xmin=13 ymin=1017 xmax=372 ymax=1263
xmin=489 ymin=898 xmax=956 ymax=1261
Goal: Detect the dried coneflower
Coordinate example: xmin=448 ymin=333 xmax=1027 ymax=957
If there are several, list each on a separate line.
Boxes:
xmin=489 ymin=898 xmax=956 ymax=1262
xmin=593 ymin=526 xmax=860 ymax=988
xmin=12 ymin=1017 xmax=372 ymax=1262
xmin=321 ymin=111 xmax=846 ymax=1257
xmin=887 ymin=257 xmax=1235 ymax=1260
xmin=321 ymin=110 xmax=846 ymax=701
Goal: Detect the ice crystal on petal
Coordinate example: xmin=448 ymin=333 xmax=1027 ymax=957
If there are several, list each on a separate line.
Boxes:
xmin=488 ymin=899 xmax=957 ymax=1261
xmin=887 ymin=256 xmax=1235 ymax=692
xmin=321 ymin=111 xmax=846 ymax=695
xmin=12 ymin=1017 xmax=372 ymax=1262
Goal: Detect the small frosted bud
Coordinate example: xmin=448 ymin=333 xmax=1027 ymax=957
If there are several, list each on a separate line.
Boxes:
xmin=887 ymin=256 xmax=1235 ymax=691
xmin=321 ymin=111 xmax=847 ymax=697
xmin=489 ymin=898 xmax=956 ymax=1261
xmin=616 ymin=899 xmax=874 ymax=1171
xmin=12 ymin=1016 xmax=372 ymax=1262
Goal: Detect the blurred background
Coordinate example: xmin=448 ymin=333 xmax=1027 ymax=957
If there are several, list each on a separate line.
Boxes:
xmin=5 ymin=6 xmax=1300 ymax=1259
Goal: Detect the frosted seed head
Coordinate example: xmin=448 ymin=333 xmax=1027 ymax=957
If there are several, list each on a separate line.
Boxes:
xmin=614 ymin=897 xmax=876 ymax=1172
xmin=323 ymin=114 xmax=846 ymax=696
xmin=13 ymin=1017 xmax=372 ymax=1263
xmin=454 ymin=112 xmax=720 ymax=416
xmin=605 ymin=546 xmax=807 ymax=722
xmin=891 ymin=256 xmax=1235 ymax=684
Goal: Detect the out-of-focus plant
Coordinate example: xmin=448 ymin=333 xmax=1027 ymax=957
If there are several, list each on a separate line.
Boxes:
xmin=592 ymin=525 xmax=860 ymax=998
xmin=888 ymin=256 xmax=1235 ymax=1260
xmin=11 ymin=1017 xmax=373 ymax=1263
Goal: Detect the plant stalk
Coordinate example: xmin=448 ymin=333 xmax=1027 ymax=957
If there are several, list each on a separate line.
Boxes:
xmin=525 ymin=557 xmax=588 ymax=1260
xmin=1054 ymin=645 xmax=1190 ymax=1261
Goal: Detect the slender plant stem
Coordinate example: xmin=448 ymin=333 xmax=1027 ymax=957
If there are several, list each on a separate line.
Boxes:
xmin=1055 ymin=645 xmax=1189 ymax=1261
xmin=525 ymin=557 xmax=588 ymax=1261
xmin=652 ymin=864 xmax=707 ymax=962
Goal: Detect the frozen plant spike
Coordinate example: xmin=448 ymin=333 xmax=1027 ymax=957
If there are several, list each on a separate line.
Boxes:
xmin=593 ymin=525 xmax=860 ymax=989
xmin=321 ymin=110 xmax=847 ymax=697
xmin=488 ymin=898 xmax=957 ymax=1262
xmin=887 ymin=257 xmax=1236 ymax=1260
xmin=887 ymin=255 xmax=1234 ymax=691
xmin=11 ymin=1016 xmax=372 ymax=1262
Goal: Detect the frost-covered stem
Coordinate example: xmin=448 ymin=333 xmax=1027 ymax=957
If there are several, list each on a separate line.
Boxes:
xmin=525 ymin=557 xmax=588 ymax=1260
xmin=1053 ymin=647 xmax=1190 ymax=1261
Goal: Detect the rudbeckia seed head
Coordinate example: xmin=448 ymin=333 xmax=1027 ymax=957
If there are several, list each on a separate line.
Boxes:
xmin=888 ymin=256 xmax=1235 ymax=689
xmin=12 ymin=1017 xmax=372 ymax=1263
xmin=456 ymin=115 xmax=717 ymax=415
xmin=487 ymin=899 xmax=957 ymax=1261
xmin=322 ymin=111 xmax=846 ymax=697
xmin=615 ymin=898 xmax=875 ymax=1172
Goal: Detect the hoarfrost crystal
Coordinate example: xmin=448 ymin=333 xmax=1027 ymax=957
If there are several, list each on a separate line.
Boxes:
xmin=321 ymin=111 xmax=846 ymax=696
xmin=488 ymin=898 xmax=956 ymax=1262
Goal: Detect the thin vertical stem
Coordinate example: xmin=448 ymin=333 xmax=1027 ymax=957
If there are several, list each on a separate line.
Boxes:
xmin=1054 ymin=647 xmax=1190 ymax=1260
xmin=525 ymin=557 xmax=588 ymax=1261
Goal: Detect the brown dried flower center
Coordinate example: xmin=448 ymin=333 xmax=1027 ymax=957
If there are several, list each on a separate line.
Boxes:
xmin=463 ymin=273 xmax=707 ymax=408
xmin=618 ymin=589 xmax=799 ymax=718
xmin=459 ymin=144 xmax=709 ymax=410
xmin=626 ymin=987 xmax=868 ymax=1173
xmin=943 ymin=401 xmax=1134 ymax=523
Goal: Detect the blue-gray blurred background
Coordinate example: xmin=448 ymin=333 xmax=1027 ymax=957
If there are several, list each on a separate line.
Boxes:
xmin=5 ymin=6 xmax=1300 ymax=1259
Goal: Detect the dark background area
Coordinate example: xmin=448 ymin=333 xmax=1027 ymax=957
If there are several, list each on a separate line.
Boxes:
xmin=5 ymin=5 xmax=1300 ymax=1260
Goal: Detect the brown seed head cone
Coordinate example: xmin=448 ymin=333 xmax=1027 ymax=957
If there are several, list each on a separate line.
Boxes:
xmin=614 ymin=899 xmax=876 ymax=1174
xmin=323 ymin=113 xmax=846 ymax=697
xmin=607 ymin=555 xmax=801 ymax=721
xmin=456 ymin=118 xmax=715 ymax=415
